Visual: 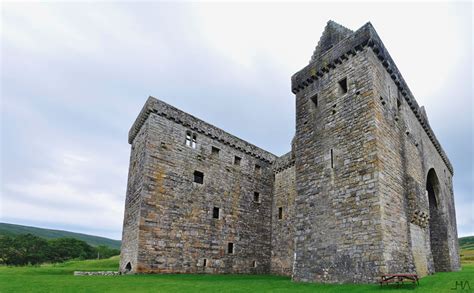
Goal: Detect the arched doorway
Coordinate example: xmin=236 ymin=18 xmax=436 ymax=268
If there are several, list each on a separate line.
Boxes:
xmin=125 ymin=262 xmax=132 ymax=273
xmin=426 ymin=168 xmax=450 ymax=272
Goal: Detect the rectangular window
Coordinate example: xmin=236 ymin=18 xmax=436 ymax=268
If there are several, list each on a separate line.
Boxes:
xmin=203 ymin=258 xmax=207 ymax=267
xmin=234 ymin=156 xmax=241 ymax=166
xmin=310 ymin=94 xmax=318 ymax=108
xmin=192 ymin=134 xmax=197 ymax=149
xmin=193 ymin=171 xmax=204 ymax=184
xmin=227 ymin=242 xmax=234 ymax=254
xmin=338 ymin=78 xmax=348 ymax=94
xmin=185 ymin=132 xmax=192 ymax=147
xmin=255 ymin=164 xmax=261 ymax=175
xmin=253 ymin=192 xmax=260 ymax=203
xmin=212 ymin=207 xmax=220 ymax=219
xmin=186 ymin=132 xmax=197 ymax=149
xmin=278 ymin=207 xmax=283 ymax=220
xmin=252 ymin=260 xmax=257 ymax=268
xmin=211 ymin=146 xmax=220 ymax=157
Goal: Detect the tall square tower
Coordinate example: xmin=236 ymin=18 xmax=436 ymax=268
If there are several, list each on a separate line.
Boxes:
xmin=291 ymin=21 xmax=460 ymax=283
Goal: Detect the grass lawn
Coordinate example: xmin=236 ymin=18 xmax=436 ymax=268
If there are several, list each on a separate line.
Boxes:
xmin=0 ymin=255 xmax=473 ymax=292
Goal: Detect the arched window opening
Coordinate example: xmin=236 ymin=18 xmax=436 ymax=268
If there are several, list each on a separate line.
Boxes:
xmin=125 ymin=262 xmax=132 ymax=272
xmin=426 ymin=168 xmax=450 ymax=272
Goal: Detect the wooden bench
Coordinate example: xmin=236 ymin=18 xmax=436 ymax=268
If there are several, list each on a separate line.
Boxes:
xmin=380 ymin=274 xmax=419 ymax=286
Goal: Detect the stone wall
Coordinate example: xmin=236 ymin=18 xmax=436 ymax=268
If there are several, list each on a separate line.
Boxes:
xmin=271 ymin=152 xmax=296 ymax=276
xmin=120 ymin=118 xmax=148 ymax=273
xmin=369 ymin=46 xmax=460 ymax=275
xmin=292 ymin=48 xmax=385 ymax=283
xmin=125 ymin=98 xmax=276 ymax=274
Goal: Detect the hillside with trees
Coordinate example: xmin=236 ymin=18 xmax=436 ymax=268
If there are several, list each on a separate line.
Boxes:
xmin=0 ymin=223 xmax=121 ymax=249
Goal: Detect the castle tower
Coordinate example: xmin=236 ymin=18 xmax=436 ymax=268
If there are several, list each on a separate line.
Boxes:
xmin=291 ymin=21 xmax=460 ymax=283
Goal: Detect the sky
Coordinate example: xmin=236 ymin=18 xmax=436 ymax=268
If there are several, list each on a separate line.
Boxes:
xmin=1 ymin=1 xmax=472 ymax=240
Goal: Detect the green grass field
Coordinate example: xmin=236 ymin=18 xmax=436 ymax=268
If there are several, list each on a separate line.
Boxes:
xmin=1 ymin=254 xmax=473 ymax=293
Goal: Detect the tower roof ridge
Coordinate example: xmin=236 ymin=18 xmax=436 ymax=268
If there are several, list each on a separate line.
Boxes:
xmin=310 ymin=20 xmax=353 ymax=62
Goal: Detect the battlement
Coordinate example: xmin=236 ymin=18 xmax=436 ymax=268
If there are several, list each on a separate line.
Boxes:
xmin=291 ymin=21 xmax=453 ymax=174
xmin=128 ymin=96 xmax=278 ymax=163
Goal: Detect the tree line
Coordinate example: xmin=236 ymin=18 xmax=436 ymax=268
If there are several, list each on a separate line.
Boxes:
xmin=0 ymin=234 xmax=120 ymax=266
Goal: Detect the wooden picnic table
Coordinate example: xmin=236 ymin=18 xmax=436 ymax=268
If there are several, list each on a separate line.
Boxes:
xmin=380 ymin=274 xmax=419 ymax=286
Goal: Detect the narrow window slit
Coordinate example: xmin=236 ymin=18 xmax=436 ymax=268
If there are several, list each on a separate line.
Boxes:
xmin=331 ymin=149 xmax=334 ymax=168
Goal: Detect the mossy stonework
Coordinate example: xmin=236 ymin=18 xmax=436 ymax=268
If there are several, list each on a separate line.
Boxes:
xmin=120 ymin=21 xmax=460 ymax=283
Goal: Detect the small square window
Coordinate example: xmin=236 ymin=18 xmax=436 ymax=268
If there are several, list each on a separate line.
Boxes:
xmin=278 ymin=207 xmax=283 ymax=220
xmin=211 ymin=146 xmax=220 ymax=157
xmin=338 ymin=78 xmax=348 ymax=94
xmin=234 ymin=156 xmax=241 ymax=166
xmin=213 ymin=207 xmax=220 ymax=219
xmin=227 ymin=242 xmax=234 ymax=254
xmin=194 ymin=171 xmax=204 ymax=184
xmin=253 ymin=192 xmax=260 ymax=203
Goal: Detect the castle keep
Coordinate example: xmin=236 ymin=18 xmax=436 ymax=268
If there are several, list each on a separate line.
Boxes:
xmin=120 ymin=21 xmax=460 ymax=283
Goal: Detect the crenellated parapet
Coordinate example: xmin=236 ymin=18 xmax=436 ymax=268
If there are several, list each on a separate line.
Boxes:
xmin=291 ymin=22 xmax=453 ymax=174
xmin=128 ymin=96 xmax=278 ymax=163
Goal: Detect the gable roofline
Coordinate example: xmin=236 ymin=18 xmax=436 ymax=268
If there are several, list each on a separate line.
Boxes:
xmin=291 ymin=21 xmax=454 ymax=175
xmin=310 ymin=20 xmax=353 ymax=62
xmin=128 ymin=96 xmax=278 ymax=163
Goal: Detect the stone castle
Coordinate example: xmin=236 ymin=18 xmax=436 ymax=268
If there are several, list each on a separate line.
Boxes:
xmin=120 ymin=21 xmax=460 ymax=283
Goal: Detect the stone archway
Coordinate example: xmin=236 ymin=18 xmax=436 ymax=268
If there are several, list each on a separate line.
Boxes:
xmin=426 ymin=168 xmax=450 ymax=272
xmin=125 ymin=262 xmax=132 ymax=273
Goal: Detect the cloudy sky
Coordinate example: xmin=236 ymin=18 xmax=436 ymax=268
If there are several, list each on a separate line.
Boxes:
xmin=1 ymin=2 xmax=472 ymax=240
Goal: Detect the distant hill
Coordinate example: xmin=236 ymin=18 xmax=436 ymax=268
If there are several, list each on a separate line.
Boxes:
xmin=460 ymin=236 xmax=474 ymax=250
xmin=0 ymin=222 xmax=121 ymax=249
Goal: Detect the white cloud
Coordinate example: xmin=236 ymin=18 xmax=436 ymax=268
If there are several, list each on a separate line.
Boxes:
xmin=1 ymin=149 xmax=126 ymax=239
xmin=456 ymin=199 xmax=474 ymax=237
xmin=1 ymin=2 xmax=472 ymax=240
